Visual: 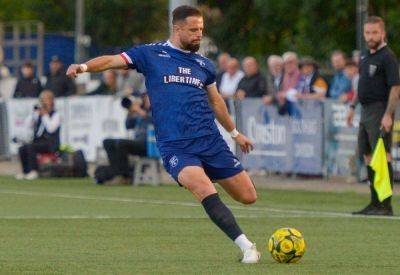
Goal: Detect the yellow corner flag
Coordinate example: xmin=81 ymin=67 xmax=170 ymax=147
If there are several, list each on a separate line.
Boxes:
xmin=369 ymin=137 xmax=393 ymax=202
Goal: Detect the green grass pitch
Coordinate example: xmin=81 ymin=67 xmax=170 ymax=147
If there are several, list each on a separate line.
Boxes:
xmin=0 ymin=176 xmax=399 ymax=274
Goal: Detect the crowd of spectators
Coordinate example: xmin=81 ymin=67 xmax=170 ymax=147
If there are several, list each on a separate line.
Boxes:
xmin=11 ymin=55 xmax=146 ymax=100
xmin=10 ymin=50 xmax=360 ymax=111
xmin=213 ymin=49 xmax=360 ymax=115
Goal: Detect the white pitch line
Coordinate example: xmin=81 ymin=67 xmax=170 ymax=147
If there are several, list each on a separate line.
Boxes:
xmin=0 ymin=214 xmax=315 ymax=220
xmin=0 ymin=189 xmax=399 ymax=220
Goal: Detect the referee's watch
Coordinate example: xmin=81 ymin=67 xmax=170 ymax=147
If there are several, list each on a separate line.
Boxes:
xmin=349 ymin=104 xmax=356 ymax=110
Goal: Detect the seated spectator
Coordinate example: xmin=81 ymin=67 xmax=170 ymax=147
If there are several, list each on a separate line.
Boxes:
xmin=216 ymin=52 xmax=231 ymax=90
xmin=340 ymin=60 xmax=359 ymax=103
xmin=219 ymin=58 xmax=244 ymax=99
xmin=87 ymin=70 xmax=118 ymax=96
xmin=328 ymin=50 xmax=351 ymax=99
xmin=295 ymin=57 xmax=328 ymax=100
xmin=16 ymin=90 xmax=61 ymax=180
xmin=45 ymin=56 xmax=76 ymax=97
xmin=116 ymin=69 xmax=146 ymax=97
xmin=13 ymin=62 xmax=42 ymax=98
xmin=96 ymin=94 xmax=151 ymax=184
xmin=236 ymin=56 xmax=268 ymax=99
xmin=265 ymin=55 xmax=284 ymax=105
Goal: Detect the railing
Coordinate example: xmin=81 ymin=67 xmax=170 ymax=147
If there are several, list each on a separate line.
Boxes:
xmin=2 ymin=97 xmax=400 ymax=180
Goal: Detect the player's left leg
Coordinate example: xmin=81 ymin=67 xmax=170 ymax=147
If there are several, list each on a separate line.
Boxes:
xmin=217 ymin=170 xmax=257 ymax=205
xmin=177 ymin=166 xmax=260 ymax=263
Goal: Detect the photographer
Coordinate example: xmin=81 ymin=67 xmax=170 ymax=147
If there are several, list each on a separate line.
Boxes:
xmin=16 ymin=90 xmax=61 ymax=180
xmin=95 ymin=93 xmax=151 ymax=184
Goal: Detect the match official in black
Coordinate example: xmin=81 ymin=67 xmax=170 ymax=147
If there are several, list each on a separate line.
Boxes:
xmin=347 ymin=16 xmax=400 ymax=216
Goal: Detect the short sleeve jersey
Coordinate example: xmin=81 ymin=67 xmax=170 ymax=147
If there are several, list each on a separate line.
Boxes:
xmin=121 ymin=41 xmax=219 ymax=142
xmin=358 ymin=45 xmax=400 ymax=105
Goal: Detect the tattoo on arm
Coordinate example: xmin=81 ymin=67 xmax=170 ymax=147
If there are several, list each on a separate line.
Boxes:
xmin=385 ymin=85 xmax=400 ymax=115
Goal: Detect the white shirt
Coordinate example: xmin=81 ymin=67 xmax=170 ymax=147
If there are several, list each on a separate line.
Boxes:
xmin=219 ymin=70 xmax=244 ymax=97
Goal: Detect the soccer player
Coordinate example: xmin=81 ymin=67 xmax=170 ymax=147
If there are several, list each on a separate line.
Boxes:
xmin=66 ymin=5 xmax=260 ymax=263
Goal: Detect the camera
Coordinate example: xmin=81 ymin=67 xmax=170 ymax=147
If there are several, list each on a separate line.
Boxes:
xmin=33 ymin=104 xmax=42 ymax=111
xmin=121 ymin=95 xmax=143 ymax=109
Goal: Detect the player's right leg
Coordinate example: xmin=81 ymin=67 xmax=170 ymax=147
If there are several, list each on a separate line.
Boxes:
xmin=177 ymin=165 xmax=260 ymax=263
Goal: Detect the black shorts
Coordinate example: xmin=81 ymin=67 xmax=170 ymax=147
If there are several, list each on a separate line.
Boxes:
xmin=358 ymin=101 xmax=392 ymax=156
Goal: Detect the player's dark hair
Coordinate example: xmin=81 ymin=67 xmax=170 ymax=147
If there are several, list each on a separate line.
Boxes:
xmin=172 ymin=5 xmax=202 ymax=24
xmin=364 ymin=16 xmax=385 ymax=31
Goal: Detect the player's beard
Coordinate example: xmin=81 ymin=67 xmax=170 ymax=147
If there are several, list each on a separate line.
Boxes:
xmin=182 ymin=41 xmax=200 ymax=53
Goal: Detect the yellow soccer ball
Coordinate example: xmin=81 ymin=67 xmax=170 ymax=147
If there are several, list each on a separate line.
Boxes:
xmin=268 ymin=227 xmax=306 ymax=263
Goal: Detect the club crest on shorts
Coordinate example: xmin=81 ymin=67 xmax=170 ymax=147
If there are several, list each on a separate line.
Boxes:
xmin=233 ymin=159 xmax=241 ymax=168
xmin=169 ymin=155 xmax=179 ymax=168
xmin=369 ymin=64 xmax=377 ymax=77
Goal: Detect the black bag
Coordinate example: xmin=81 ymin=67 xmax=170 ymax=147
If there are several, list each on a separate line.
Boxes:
xmin=38 ymin=150 xmax=88 ymax=178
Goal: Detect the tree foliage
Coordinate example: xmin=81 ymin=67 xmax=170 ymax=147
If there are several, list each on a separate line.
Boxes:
xmin=1 ymin=0 xmax=400 ymax=60
xmin=0 ymin=0 xmax=168 ymax=47
xmin=200 ymin=0 xmax=400 ymax=61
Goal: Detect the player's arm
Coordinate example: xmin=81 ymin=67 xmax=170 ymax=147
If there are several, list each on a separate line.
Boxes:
xmin=206 ymin=84 xmax=253 ymax=153
xmin=66 ymin=55 xmax=127 ymax=78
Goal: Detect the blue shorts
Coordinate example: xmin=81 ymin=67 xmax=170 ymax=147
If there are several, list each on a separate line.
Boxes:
xmin=158 ymin=133 xmax=244 ymax=185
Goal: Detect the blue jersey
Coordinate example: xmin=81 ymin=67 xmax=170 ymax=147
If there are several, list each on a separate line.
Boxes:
xmin=121 ymin=41 xmax=219 ymax=143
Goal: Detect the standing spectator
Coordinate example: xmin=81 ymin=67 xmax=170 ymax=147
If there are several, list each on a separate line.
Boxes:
xmin=0 ymin=46 xmax=10 ymax=79
xmin=45 ymin=56 xmax=76 ymax=97
xmin=87 ymin=70 xmax=118 ymax=96
xmin=265 ymin=55 xmax=284 ymax=104
xmin=216 ymin=52 xmax=230 ymax=89
xmin=352 ymin=50 xmax=361 ymax=66
xmin=16 ymin=90 xmax=61 ymax=180
xmin=281 ymin=52 xmax=301 ymax=92
xmin=116 ymin=69 xmax=146 ymax=97
xmin=276 ymin=52 xmax=301 ymax=113
xmin=236 ymin=57 xmax=268 ymax=99
xmin=295 ymin=57 xmax=328 ymax=100
xmin=328 ymin=50 xmax=351 ymax=99
xmin=13 ymin=62 xmax=42 ymax=98
xmin=219 ymin=58 xmax=244 ymax=99
xmin=340 ymin=60 xmax=359 ymax=103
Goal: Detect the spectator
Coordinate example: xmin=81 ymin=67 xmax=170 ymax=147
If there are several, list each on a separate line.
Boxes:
xmin=16 ymin=90 xmax=61 ymax=180
xmin=265 ymin=55 xmax=284 ymax=104
xmin=97 ymin=94 xmax=151 ymax=184
xmin=13 ymin=62 xmax=42 ymax=98
xmin=295 ymin=57 xmax=328 ymax=100
xmin=116 ymin=69 xmax=146 ymax=97
xmin=275 ymin=52 xmax=301 ymax=112
xmin=87 ymin=70 xmax=118 ymax=96
xmin=236 ymin=56 xmax=268 ymax=99
xmin=281 ymin=52 xmax=301 ymax=92
xmin=45 ymin=56 xmax=76 ymax=97
xmin=340 ymin=60 xmax=359 ymax=103
xmin=0 ymin=46 xmax=10 ymax=79
xmin=219 ymin=58 xmax=244 ymax=99
xmin=352 ymin=50 xmax=361 ymax=66
xmin=328 ymin=50 xmax=351 ymax=99
xmin=216 ymin=52 xmax=231 ymax=89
